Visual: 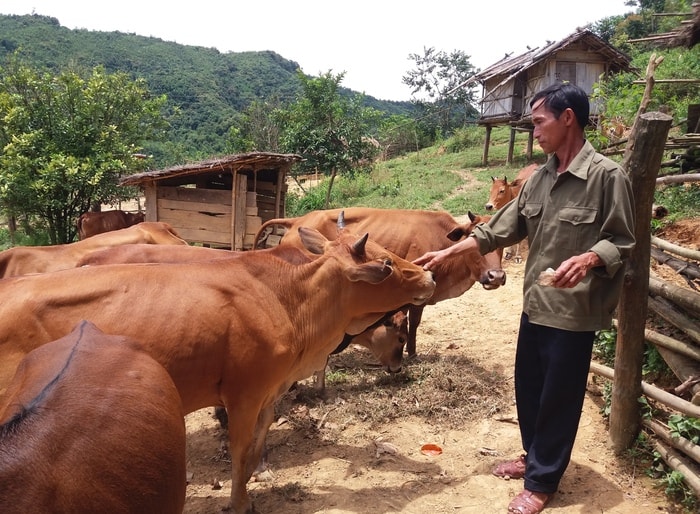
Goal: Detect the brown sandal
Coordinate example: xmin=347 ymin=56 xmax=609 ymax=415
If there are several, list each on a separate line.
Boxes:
xmin=507 ymin=489 xmax=552 ymax=514
xmin=492 ymin=454 xmax=526 ymax=479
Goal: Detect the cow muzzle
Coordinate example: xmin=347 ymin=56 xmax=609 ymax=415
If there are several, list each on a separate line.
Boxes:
xmin=481 ymin=269 xmax=506 ymax=290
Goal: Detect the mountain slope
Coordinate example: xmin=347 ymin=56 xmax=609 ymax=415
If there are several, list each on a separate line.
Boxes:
xmin=0 ymin=14 xmax=414 ymax=165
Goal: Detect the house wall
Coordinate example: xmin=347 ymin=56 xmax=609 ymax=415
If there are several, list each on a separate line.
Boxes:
xmin=480 ymin=46 xmax=614 ymax=124
xmin=142 ymin=176 xmax=278 ymax=249
xmin=481 ymin=78 xmax=516 ymax=119
xmin=522 ymin=55 xmax=607 ymax=118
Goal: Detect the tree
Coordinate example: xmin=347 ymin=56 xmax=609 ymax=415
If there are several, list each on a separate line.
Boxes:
xmin=277 ymin=70 xmax=382 ymax=208
xmin=402 ymin=47 xmax=479 ymax=138
xmin=0 ymin=57 xmax=168 ymax=243
xmin=226 ymin=97 xmax=283 ymax=153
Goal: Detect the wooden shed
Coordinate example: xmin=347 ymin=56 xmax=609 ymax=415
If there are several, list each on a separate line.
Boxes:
xmin=119 ymin=152 xmax=302 ymax=250
xmin=458 ymin=29 xmax=634 ymax=164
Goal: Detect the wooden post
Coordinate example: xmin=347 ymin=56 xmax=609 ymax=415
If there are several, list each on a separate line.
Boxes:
xmin=609 ymin=111 xmax=673 ymax=453
xmin=143 ymin=182 xmax=157 ymax=222
xmin=526 ymin=128 xmax=534 ymax=160
xmin=507 ymin=127 xmax=516 ymax=164
xmin=232 ymin=173 xmax=247 ymax=250
xmin=482 ymin=125 xmax=492 ymax=166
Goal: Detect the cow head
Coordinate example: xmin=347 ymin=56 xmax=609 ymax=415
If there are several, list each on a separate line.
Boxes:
xmin=485 ymin=176 xmax=511 ymax=211
xmin=359 ymin=310 xmax=408 ymax=374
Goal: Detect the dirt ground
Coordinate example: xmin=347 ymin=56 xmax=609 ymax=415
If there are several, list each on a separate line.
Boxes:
xmin=181 ymin=218 xmax=700 ymax=514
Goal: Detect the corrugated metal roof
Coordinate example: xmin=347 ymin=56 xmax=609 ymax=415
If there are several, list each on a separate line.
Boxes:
xmin=120 ymin=152 xmax=302 ymax=186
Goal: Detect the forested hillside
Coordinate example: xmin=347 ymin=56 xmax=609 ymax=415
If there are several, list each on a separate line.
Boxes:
xmin=0 ymin=14 xmax=415 ymax=165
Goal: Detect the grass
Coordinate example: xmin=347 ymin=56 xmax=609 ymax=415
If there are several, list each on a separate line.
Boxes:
xmin=287 ymin=126 xmax=548 ymax=217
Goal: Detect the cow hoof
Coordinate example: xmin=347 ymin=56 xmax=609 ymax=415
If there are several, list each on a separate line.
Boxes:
xmin=251 ymin=469 xmax=276 ymax=482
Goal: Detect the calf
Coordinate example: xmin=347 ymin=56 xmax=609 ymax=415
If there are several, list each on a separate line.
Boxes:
xmin=484 ymin=163 xmax=539 ymax=263
xmin=77 ymin=209 xmax=145 ymax=239
xmin=0 ymin=225 xmax=435 ymax=514
xmin=0 ymin=321 xmax=186 ymax=514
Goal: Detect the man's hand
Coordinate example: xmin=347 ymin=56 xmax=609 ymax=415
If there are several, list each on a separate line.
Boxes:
xmin=412 ymin=236 xmax=479 ymax=271
xmin=552 ymin=251 xmax=602 ymax=288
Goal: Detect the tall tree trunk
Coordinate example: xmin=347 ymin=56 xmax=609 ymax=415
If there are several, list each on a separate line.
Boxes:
xmin=324 ymin=167 xmax=338 ymax=209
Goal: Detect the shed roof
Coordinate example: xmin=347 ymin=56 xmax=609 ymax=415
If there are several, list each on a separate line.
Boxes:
xmin=120 ymin=152 xmax=302 ymax=186
xmin=458 ymin=29 xmax=633 ymax=90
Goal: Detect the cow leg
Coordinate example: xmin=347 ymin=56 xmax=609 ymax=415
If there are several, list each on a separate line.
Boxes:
xmin=245 ymin=404 xmax=276 ymax=480
xmin=225 ymin=405 xmax=263 ymax=514
xmin=212 ymin=406 xmax=271 ymax=477
xmin=505 ymin=245 xmax=514 ymax=260
xmin=313 ymin=356 xmax=330 ymax=393
xmin=514 ymin=242 xmax=522 ymax=264
xmin=406 ymin=305 xmax=424 ymax=358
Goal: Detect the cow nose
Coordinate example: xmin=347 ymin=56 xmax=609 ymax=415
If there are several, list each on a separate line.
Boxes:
xmin=482 ymin=269 xmax=507 ymax=289
xmin=485 ymin=203 xmax=494 ymax=211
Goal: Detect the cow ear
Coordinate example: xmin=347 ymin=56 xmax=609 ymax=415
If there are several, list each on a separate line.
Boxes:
xmin=344 ymin=260 xmax=392 ymax=284
xmin=446 ymin=227 xmax=467 ymax=241
xmin=297 ymin=227 xmax=329 ymax=254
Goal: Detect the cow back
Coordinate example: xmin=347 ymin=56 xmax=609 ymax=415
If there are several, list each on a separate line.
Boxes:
xmin=267 ymin=208 xmax=504 ymax=302
xmin=0 ymin=321 xmax=186 ymax=514
xmin=0 ymin=222 xmax=187 ymax=279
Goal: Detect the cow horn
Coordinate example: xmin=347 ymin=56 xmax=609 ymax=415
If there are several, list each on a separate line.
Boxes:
xmin=351 ymin=233 xmax=369 ymax=255
xmin=337 ymin=210 xmax=346 ymax=229
xmin=468 ymin=211 xmax=476 ymax=222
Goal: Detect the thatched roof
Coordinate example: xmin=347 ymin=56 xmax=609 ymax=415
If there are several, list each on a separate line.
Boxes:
xmin=457 ymin=29 xmax=633 ymax=90
xmin=670 ymin=2 xmax=700 ymax=48
xmin=120 ymin=152 xmax=302 ymax=186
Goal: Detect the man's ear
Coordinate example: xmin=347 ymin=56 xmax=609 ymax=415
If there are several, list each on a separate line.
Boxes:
xmin=563 ymin=108 xmax=575 ymax=126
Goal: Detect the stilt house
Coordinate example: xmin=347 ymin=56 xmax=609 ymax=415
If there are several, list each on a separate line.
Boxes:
xmin=459 ymin=29 xmax=633 ymax=164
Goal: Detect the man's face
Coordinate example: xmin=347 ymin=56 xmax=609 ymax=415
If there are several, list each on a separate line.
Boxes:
xmin=531 ymin=98 xmax=566 ymax=154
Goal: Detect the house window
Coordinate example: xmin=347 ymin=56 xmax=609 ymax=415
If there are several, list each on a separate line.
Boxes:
xmin=555 ymin=61 xmax=576 ymax=83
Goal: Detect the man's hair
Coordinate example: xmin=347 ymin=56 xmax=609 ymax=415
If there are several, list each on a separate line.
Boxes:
xmin=529 ymin=83 xmax=590 ymax=129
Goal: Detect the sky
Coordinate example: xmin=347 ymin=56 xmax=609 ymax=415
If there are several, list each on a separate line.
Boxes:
xmin=1 ymin=1 xmax=633 ymax=102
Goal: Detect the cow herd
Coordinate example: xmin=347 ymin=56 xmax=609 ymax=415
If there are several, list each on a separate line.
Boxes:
xmin=0 ymin=183 xmax=533 ymax=513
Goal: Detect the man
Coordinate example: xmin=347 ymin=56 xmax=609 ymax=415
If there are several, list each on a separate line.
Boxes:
xmin=414 ymin=83 xmax=635 ymax=514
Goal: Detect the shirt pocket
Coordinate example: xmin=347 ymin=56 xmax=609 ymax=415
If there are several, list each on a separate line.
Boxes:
xmin=557 ymin=206 xmax=598 ymax=251
xmin=522 ymin=202 xmax=542 ymax=236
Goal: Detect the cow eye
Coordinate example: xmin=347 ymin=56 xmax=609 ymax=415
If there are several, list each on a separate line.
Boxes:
xmin=382 ymin=258 xmax=393 ymax=267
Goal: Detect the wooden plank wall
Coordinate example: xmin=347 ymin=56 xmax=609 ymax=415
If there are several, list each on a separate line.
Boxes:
xmin=156 ymin=186 xmax=232 ymax=246
xmin=153 ymin=180 xmax=271 ymax=250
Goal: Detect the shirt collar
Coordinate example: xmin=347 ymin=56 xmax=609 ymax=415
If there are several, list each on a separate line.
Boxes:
xmin=542 ymin=140 xmax=596 ymax=180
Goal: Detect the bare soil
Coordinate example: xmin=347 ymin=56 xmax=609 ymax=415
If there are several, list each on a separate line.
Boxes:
xmin=181 ymin=218 xmax=700 ymax=514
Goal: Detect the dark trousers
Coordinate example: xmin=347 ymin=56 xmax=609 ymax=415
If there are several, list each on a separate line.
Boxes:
xmin=515 ymin=312 xmax=595 ymax=494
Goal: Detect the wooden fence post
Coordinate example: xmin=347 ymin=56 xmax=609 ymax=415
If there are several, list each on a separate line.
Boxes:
xmin=609 ymin=111 xmax=673 ymax=453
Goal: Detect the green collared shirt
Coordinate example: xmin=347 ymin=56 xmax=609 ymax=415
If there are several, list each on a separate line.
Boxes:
xmin=472 ymin=141 xmax=636 ymax=331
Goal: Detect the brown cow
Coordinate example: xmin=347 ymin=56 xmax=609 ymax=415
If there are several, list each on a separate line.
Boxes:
xmin=0 ymin=226 xmax=435 ymax=514
xmin=0 ymin=321 xmax=186 ymax=514
xmin=77 ymin=209 xmax=145 ymax=239
xmin=484 ymin=163 xmax=539 ymax=263
xmin=253 ymin=208 xmax=505 ymax=356
xmin=0 ymin=222 xmax=187 ymax=279
xmin=76 ymin=241 xmax=409 ymax=435
xmin=76 ymin=242 xmax=408 ymax=382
